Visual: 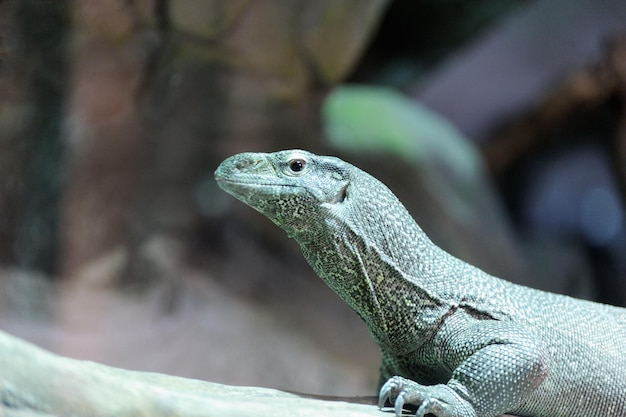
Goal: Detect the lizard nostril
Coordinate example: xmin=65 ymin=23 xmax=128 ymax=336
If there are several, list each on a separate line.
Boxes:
xmin=235 ymin=160 xmax=249 ymax=170
xmin=235 ymin=158 xmax=264 ymax=171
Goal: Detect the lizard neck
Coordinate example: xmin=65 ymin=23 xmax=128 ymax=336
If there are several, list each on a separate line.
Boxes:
xmin=293 ymin=205 xmax=453 ymax=354
xmin=293 ymin=196 xmax=512 ymax=354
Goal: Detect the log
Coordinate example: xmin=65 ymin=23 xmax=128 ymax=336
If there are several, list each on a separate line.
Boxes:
xmin=0 ymin=329 xmax=381 ymax=417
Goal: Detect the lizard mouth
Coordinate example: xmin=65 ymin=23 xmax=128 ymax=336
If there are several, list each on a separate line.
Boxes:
xmin=214 ymin=177 xmax=297 ymax=199
xmin=215 ymin=177 xmax=293 ymax=188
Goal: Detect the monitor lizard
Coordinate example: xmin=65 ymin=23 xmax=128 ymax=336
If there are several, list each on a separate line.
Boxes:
xmin=214 ymin=149 xmax=626 ymax=417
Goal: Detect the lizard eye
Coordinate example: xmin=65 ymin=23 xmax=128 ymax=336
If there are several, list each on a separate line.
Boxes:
xmin=286 ymin=158 xmax=308 ymax=175
xmin=289 ymin=159 xmax=305 ymax=171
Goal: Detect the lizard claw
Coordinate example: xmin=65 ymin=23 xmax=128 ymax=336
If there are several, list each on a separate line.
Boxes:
xmin=378 ymin=376 xmax=409 ymax=415
xmin=394 ymin=392 xmax=406 ymax=416
xmin=378 ymin=376 xmax=474 ymax=417
xmin=416 ymin=398 xmax=445 ymax=417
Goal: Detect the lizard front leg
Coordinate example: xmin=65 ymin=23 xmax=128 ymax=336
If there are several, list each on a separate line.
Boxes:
xmin=378 ymin=319 xmax=549 ymax=417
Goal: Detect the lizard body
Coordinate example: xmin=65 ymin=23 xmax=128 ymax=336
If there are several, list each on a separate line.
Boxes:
xmin=214 ymin=149 xmax=626 ymax=417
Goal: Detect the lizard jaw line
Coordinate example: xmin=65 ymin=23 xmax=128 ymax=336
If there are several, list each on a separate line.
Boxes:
xmin=216 ymin=178 xmax=294 ymax=189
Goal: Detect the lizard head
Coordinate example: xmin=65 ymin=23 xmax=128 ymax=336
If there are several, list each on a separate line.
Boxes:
xmin=214 ymin=149 xmax=350 ymax=237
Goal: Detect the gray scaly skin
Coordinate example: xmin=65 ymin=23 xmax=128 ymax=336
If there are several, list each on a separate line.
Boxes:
xmin=214 ymin=149 xmax=626 ymax=417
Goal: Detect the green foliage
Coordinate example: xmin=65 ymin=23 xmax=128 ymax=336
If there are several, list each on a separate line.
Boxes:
xmin=323 ymin=85 xmax=480 ymax=178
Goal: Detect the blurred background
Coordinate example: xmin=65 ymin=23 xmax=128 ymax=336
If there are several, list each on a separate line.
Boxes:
xmin=0 ymin=0 xmax=625 ymax=396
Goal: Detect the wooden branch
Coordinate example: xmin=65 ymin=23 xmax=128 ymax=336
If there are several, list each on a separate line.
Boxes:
xmin=0 ymin=330 xmax=381 ymax=417
xmin=482 ymin=53 xmax=618 ymax=175
xmin=482 ymin=37 xmax=626 ymax=175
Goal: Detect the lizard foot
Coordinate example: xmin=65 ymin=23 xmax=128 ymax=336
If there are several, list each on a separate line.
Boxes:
xmin=378 ymin=376 xmax=475 ymax=417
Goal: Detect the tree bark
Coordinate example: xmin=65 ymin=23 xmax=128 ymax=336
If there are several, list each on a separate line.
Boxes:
xmin=60 ymin=0 xmax=389 ymax=289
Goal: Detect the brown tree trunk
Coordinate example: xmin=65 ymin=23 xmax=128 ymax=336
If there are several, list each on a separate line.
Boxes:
xmin=59 ymin=0 xmax=389 ymax=289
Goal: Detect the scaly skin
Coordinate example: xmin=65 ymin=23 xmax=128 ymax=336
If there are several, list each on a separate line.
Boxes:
xmin=215 ymin=149 xmax=626 ymax=417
